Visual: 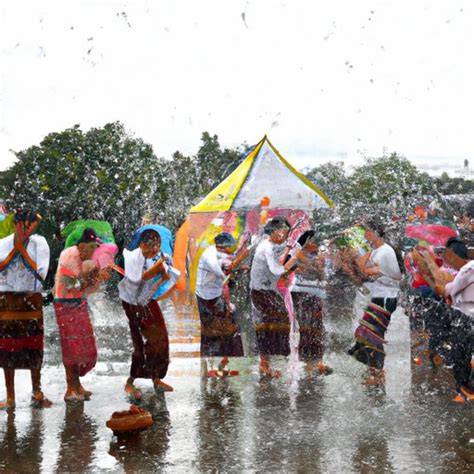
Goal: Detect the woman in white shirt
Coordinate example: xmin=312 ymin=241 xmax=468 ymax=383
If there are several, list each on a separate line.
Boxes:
xmin=348 ymin=219 xmax=402 ymax=385
xmin=291 ymin=231 xmax=332 ymax=375
xmin=119 ymin=229 xmax=173 ymax=400
xmin=196 ymin=232 xmax=243 ymax=377
xmin=0 ymin=211 xmax=51 ymax=409
xmin=250 ymin=217 xmax=291 ymax=378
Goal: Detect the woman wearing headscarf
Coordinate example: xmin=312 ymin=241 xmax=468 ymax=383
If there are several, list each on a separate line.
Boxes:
xmin=54 ymin=228 xmax=109 ymax=401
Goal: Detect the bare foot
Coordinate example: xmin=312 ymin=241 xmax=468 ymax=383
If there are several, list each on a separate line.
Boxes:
xmin=32 ymin=391 xmax=53 ymax=408
xmin=78 ymin=385 xmax=92 ymax=399
xmin=125 ymin=382 xmax=142 ymax=400
xmin=259 ymin=367 xmax=282 ymax=378
xmin=64 ymin=389 xmax=85 ymax=402
xmin=153 ymin=379 xmax=174 ymax=392
xmin=0 ymin=399 xmax=15 ymax=410
xmin=459 ymin=385 xmax=474 ymax=402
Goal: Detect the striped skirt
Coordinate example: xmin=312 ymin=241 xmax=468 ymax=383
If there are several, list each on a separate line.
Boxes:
xmin=348 ymin=298 xmax=397 ymax=369
xmin=0 ymin=292 xmax=44 ymax=369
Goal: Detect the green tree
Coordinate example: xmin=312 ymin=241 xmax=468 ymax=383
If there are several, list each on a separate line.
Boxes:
xmin=304 ymin=161 xmax=351 ymax=205
xmin=434 ymin=172 xmax=474 ymax=195
xmin=157 ymin=132 xmax=242 ymax=228
xmin=348 ymin=153 xmax=433 ymax=205
xmin=0 ymin=122 xmax=165 ymax=251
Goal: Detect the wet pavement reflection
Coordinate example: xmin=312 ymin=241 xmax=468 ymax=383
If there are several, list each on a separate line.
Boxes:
xmin=0 ymin=296 xmax=472 ymax=472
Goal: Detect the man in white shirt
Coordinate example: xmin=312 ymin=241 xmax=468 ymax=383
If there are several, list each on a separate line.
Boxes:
xmin=433 ymin=237 xmax=473 ymax=402
xmin=0 ymin=210 xmax=52 ymax=409
xmin=196 ymin=233 xmax=243 ymax=377
xmin=349 ymin=219 xmax=402 ymax=385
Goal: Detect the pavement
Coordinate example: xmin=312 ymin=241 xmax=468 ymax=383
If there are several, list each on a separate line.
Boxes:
xmin=0 ymin=295 xmax=473 ymax=472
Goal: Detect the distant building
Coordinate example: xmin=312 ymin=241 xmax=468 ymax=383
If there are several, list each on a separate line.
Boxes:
xmin=454 ymin=159 xmax=474 ymax=178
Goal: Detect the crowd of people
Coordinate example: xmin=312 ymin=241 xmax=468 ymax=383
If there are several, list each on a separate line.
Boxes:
xmin=0 ymin=203 xmax=473 ymax=411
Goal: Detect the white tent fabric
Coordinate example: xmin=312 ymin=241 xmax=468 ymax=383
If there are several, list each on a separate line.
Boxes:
xmin=232 ymin=141 xmax=328 ymax=211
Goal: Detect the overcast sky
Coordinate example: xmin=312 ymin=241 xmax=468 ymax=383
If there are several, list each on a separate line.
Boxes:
xmin=1 ymin=0 xmax=473 ymax=175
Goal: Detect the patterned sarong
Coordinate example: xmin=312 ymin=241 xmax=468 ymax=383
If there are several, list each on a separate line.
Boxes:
xmin=349 ymin=299 xmax=396 ymax=368
xmin=250 ymin=289 xmax=290 ymax=356
xmin=54 ymin=299 xmax=97 ymax=376
xmin=122 ymin=299 xmax=170 ymax=380
xmin=196 ymin=295 xmax=244 ymax=358
xmin=0 ymin=292 xmax=44 ymax=369
xmin=292 ymin=292 xmax=324 ymax=361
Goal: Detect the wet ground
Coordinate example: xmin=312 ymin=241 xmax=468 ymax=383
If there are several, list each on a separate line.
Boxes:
xmin=0 ymin=294 xmax=473 ymax=473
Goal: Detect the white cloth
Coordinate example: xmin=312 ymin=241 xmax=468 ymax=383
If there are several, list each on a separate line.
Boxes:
xmin=0 ymin=234 xmax=50 ymax=292
xmin=445 ymin=260 xmax=474 ymax=318
xmin=195 ymin=245 xmax=227 ymax=300
xmin=250 ymin=238 xmax=286 ymax=291
xmin=118 ymin=248 xmax=157 ymax=305
xmin=363 ymin=243 xmax=401 ymax=298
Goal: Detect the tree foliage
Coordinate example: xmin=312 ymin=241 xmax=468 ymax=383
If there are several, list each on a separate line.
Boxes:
xmin=1 ymin=122 xmax=473 ymax=287
xmin=0 ymin=124 xmax=242 ymax=279
xmin=0 ymin=122 xmax=163 ymax=249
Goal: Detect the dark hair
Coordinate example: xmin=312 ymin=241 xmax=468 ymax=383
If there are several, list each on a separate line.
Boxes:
xmin=140 ymin=229 xmax=161 ymax=245
xmin=78 ymin=228 xmax=100 ymax=244
xmin=263 ymin=217 xmax=291 ymax=235
xmin=297 ymin=230 xmax=318 ymax=247
xmin=363 ymin=217 xmax=385 ymax=238
xmin=215 ymin=232 xmax=236 ymax=247
xmin=446 ymin=236 xmax=468 ymax=259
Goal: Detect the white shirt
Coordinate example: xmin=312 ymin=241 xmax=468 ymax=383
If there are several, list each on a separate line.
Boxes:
xmin=364 ymin=243 xmax=401 ymax=298
xmin=250 ymin=238 xmax=286 ymax=291
xmin=118 ymin=248 xmax=157 ymax=305
xmin=445 ymin=260 xmax=474 ymax=318
xmin=0 ymin=234 xmax=50 ymax=293
xmin=196 ymin=245 xmax=227 ymax=300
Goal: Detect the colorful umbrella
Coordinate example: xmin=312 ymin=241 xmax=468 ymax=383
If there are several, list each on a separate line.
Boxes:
xmin=404 ymin=224 xmax=458 ymax=247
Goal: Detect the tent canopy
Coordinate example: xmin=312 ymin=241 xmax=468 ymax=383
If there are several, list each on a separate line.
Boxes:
xmin=190 ymin=136 xmax=332 ymax=213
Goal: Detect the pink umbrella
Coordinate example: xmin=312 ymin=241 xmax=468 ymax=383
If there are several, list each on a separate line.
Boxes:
xmin=405 ymin=224 xmax=458 ymax=247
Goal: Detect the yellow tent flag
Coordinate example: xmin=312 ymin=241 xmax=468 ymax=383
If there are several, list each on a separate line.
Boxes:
xmin=189 ymin=139 xmax=264 ymax=213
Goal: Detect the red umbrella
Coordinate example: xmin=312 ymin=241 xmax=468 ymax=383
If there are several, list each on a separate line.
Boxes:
xmin=404 ymin=224 xmax=458 ymax=247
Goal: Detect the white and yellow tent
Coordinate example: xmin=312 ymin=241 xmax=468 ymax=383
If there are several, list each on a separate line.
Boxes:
xmin=173 ymin=136 xmax=332 ymax=293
